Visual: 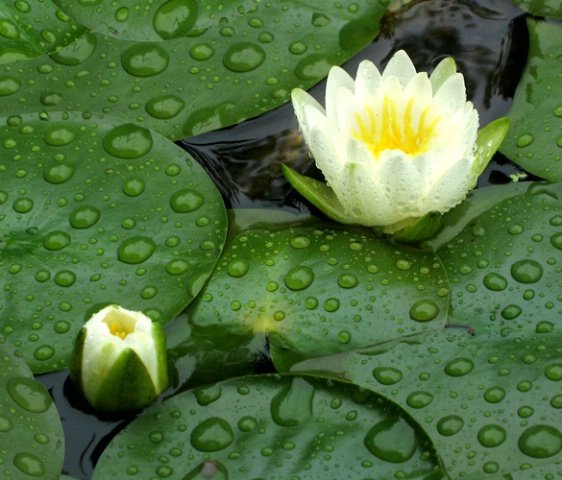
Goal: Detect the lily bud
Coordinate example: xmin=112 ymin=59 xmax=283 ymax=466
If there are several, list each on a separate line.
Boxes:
xmin=70 ymin=305 xmax=168 ymax=412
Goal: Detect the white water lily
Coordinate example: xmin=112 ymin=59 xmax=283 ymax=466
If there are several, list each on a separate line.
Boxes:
xmin=291 ymin=49 xmax=481 ymax=234
xmin=71 ymin=305 xmax=168 ymax=412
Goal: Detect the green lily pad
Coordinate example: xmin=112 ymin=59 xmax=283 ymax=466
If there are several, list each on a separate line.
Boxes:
xmin=500 ymin=19 xmax=562 ymax=182
xmin=0 ymin=0 xmax=87 ymax=64
xmin=508 ymin=0 xmax=562 ymax=19
xmin=437 ymin=182 xmax=562 ymax=334
xmin=0 ymin=111 xmax=226 ymax=373
xmin=0 ymin=335 xmax=64 ymax=479
xmin=93 ymin=374 xmax=444 ymax=479
xmin=184 ymin=213 xmax=450 ymax=372
xmin=2 ymin=0 xmax=389 ymax=140
xmin=293 ymin=328 xmax=562 ymax=479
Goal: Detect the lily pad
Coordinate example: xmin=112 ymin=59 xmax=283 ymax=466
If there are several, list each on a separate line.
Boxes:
xmin=293 ymin=328 xmax=562 ymax=479
xmin=184 ymin=213 xmax=450 ymax=372
xmin=437 ymin=182 xmax=562 ymax=335
xmin=500 ymin=19 xmax=562 ymax=182
xmin=508 ymin=0 xmax=562 ymax=19
xmin=0 ymin=335 xmax=64 ymax=479
xmin=2 ymin=0 xmax=390 ymax=140
xmin=0 ymin=111 xmax=227 ymax=373
xmin=0 ymin=0 xmax=87 ymax=64
xmin=93 ymin=374 xmax=444 ymax=479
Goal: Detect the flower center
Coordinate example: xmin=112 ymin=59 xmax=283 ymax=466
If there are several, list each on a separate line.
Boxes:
xmin=103 ymin=310 xmax=136 ymax=339
xmin=351 ymin=95 xmax=441 ymax=158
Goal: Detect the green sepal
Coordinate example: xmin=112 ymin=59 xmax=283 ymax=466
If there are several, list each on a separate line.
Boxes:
xmin=391 ymin=212 xmax=443 ymax=244
xmin=69 ymin=327 xmax=87 ymax=391
xmin=473 ymin=117 xmax=510 ymax=179
xmin=92 ymin=348 xmax=160 ymax=412
xmin=281 ymin=164 xmax=351 ymax=224
xmin=151 ymin=322 xmax=169 ymax=394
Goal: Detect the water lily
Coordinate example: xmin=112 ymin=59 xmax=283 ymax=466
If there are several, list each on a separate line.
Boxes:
xmin=70 ymin=305 xmax=168 ymax=412
xmin=284 ymin=49 xmax=509 ymax=238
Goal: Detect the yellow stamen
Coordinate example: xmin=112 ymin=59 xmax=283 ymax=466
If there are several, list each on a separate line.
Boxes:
xmin=103 ymin=311 xmax=136 ymax=339
xmin=351 ymin=95 xmax=441 ymax=158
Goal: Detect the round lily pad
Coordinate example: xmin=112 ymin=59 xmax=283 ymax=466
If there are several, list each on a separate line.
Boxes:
xmin=0 ymin=111 xmax=227 ymax=373
xmin=0 ymin=334 xmax=64 ymax=479
xmin=93 ymin=374 xmax=443 ymax=479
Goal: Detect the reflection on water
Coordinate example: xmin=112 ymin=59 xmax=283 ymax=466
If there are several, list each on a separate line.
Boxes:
xmin=38 ymin=1 xmax=531 ymax=478
xmin=180 ymin=0 xmax=528 ymax=212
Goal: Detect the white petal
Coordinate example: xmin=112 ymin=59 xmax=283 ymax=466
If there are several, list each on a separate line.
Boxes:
xmin=355 ymin=60 xmax=382 ymax=101
xmin=334 ymin=87 xmax=360 ymax=135
xmin=325 ymin=66 xmax=355 ymax=124
xmin=433 ymin=73 xmax=467 ymax=113
xmin=382 ymin=50 xmax=417 ymax=88
xmin=404 ymin=72 xmax=432 ymax=105
xmin=308 ymin=123 xmax=345 ymax=186
xmin=291 ymin=88 xmax=325 ymax=132
xmin=430 ymin=57 xmax=457 ymax=94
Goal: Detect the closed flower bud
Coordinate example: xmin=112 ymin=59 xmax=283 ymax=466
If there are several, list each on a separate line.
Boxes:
xmin=71 ymin=305 xmax=168 ymax=412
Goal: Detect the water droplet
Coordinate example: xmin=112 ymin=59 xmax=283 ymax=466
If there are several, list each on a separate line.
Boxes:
xmin=323 ymin=297 xmax=340 ymax=312
xmin=145 ymin=94 xmax=185 ymax=119
xmin=118 ymin=236 xmax=157 ymax=264
xmin=54 ymin=320 xmax=70 ymax=333
xmin=43 ymin=163 xmax=75 ymax=184
xmin=170 ymin=188 xmax=204 ymax=212
xmin=510 ymin=259 xmax=543 ymax=283
xmin=7 ymin=377 xmax=52 ymax=412
xmin=13 ymin=452 xmax=46 ymax=477
xmin=295 ymin=54 xmax=333 ymax=81
xmin=13 ymin=197 xmax=33 ymax=213
xmin=35 ymin=270 xmax=51 ymax=282
xmin=338 ymin=330 xmax=351 ymax=343
xmin=190 ymin=417 xmax=234 ymax=452
xmin=483 ymin=386 xmax=505 ymax=403
xmin=518 ymin=406 xmax=534 ymax=418
xmin=290 ymin=235 xmax=310 ymax=249
xmin=444 ymin=358 xmax=474 ymax=377
xmin=508 ymin=223 xmax=524 ymax=235
xmin=190 ymin=43 xmax=214 ymax=60
xmin=0 ymin=76 xmax=21 ymax=96
xmin=550 ymin=232 xmax=562 ymax=250
xmin=271 ymin=377 xmax=314 ymax=427
xmin=483 ymin=272 xmax=508 ymax=291
xmin=519 ymin=425 xmax=562 ymax=458
xmin=551 ymin=395 xmax=562 ymax=408
xmin=54 ymin=270 xmax=76 ymax=287
xmin=516 ymin=133 xmax=534 ymax=148
xmin=501 ymin=304 xmax=522 ymax=320
xmin=545 ymin=363 xmax=562 ymax=381
xmin=535 ymin=321 xmax=553 ymax=333
xmin=50 ymin=33 xmax=97 ymax=65
xmin=183 ymin=460 xmax=228 ymax=480
xmin=372 ymin=367 xmax=403 ymax=385
xmin=337 ymin=273 xmax=358 ymax=289
xmin=409 ymin=300 xmax=439 ymax=322
xmin=289 ymin=41 xmax=308 ymax=55
xmin=121 ymin=43 xmax=169 ymax=77
xmin=284 ymin=266 xmax=314 ymax=290
xmin=0 ymin=415 xmax=13 ymax=432
xmin=123 ymin=177 xmax=145 ymax=196
xmin=33 ymin=345 xmax=55 ymax=361
xmin=223 ymin=42 xmax=265 ymax=72
xmin=194 ymin=384 xmax=222 ymax=406
xmin=103 ymin=124 xmax=153 ymax=158
xmin=436 ymin=415 xmax=464 ymax=436
xmin=69 ymin=206 xmax=100 ymax=229
xmin=153 ymin=0 xmax=198 ymax=40
xmin=483 ymin=461 xmax=499 ymax=474
xmin=227 ymin=259 xmax=249 ymax=277
xmin=43 ymin=231 xmax=71 ymax=251
xmin=478 ymin=424 xmax=506 ymax=447
xmin=237 ymin=416 xmax=257 ymax=432
xmin=406 ymin=391 xmax=433 ymax=409
xmin=364 ymin=416 xmax=417 ymax=463
xmin=166 ymin=259 xmax=190 ymax=275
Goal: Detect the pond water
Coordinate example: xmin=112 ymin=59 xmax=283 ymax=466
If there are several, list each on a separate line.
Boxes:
xmin=36 ymin=1 xmax=530 ymax=478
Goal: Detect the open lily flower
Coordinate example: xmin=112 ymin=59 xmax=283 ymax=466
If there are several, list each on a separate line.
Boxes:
xmin=71 ymin=305 xmax=168 ymax=412
xmin=286 ymin=49 xmax=508 ymax=237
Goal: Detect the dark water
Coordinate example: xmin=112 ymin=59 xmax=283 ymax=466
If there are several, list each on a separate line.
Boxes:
xmin=37 ymin=1 xmax=530 ymax=478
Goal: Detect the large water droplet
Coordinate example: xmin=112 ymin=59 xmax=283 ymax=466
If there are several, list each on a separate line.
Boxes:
xmin=477 ymin=424 xmax=506 ymax=448
xmin=290 ymin=235 xmax=310 ymax=249
xmin=121 ymin=43 xmax=170 ymax=77
xmin=0 ymin=76 xmax=21 ymax=96
xmin=69 ymin=206 xmax=100 ymax=228
xmin=103 ymin=124 xmax=153 ymax=158
xmin=372 ymin=367 xmax=403 ymax=385
xmin=123 ymin=177 xmax=145 ymax=196
xmin=483 ymin=386 xmax=505 ymax=403
xmin=337 ymin=273 xmax=358 ymax=289
xmin=54 ymin=270 xmax=76 ymax=287
xmin=7 ymin=377 xmax=52 ymax=412
xmin=545 ymin=363 xmax=562 ymax=381
xmin=409 ymin=299 xmax=439 ymax=322
xmin=118 ymin=236 xmax=157 ymax=264
xmin=227 ymin=259 xmax=249 ymax=277
xmin=43 ymin=231 xmax=71 ymax=250
xmin=170 ymin=188 xmax=204 ymax=212
xmin=510 ymin=259 xmax=543 ymax=283
xmin=483 ymin=272 xmax=508 ymax=291
xmin=284 ymin=266 xmax=314 ymax=290
xmin=145 ymin=94 xmax=185 ymax=119
xmin=153 ymin=0 xmax=198 ymax=40
xmin=364 ymin=416 xmax=417 ymax=463
xmin=271 ymin=377 xmax=314 ymax=427
xmin=223 ymin=42 xmax=265 ymax=72
xmin=516 ymin=133 xmax=534 ymax=148
xmin=44 ymin=127 xmax=76 ymax=146
xmin=406 ymin=391 xmax=433 ymax=409
xmin=190 ymin=417 xmax=234 ymax=452
xmin=436 ymin=415 xmax=464 ymax=436
xmin=13 ymin=452 xmax=46 ymax=477
xmin=518 ymin=425 xmax=562 ymax=458
xmin=550 ymin=232 xmax=562 ymax=250
xmin=444 ymin=358 xmax=474 ymax=377
xmin=43 ymin=163 xmax=75 ymax=184
xmin=50 ymin=33 xmax=97 ymax=65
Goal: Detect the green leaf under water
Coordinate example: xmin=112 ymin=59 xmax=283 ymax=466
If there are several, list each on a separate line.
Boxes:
xmin=93 ymin=374 xmax=444 ymax=479
xmin=508 ymin=0 xmax=562 ymax=19
xmin=0 ymin=335 xmax=64 ymax=479
xmin=0 ymin=0 xmax=389 ymax=140
xmin=0 ymin=111 xmax=227 ymax=373
xmin=500 ymin=19 xmax=562 ymax=182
